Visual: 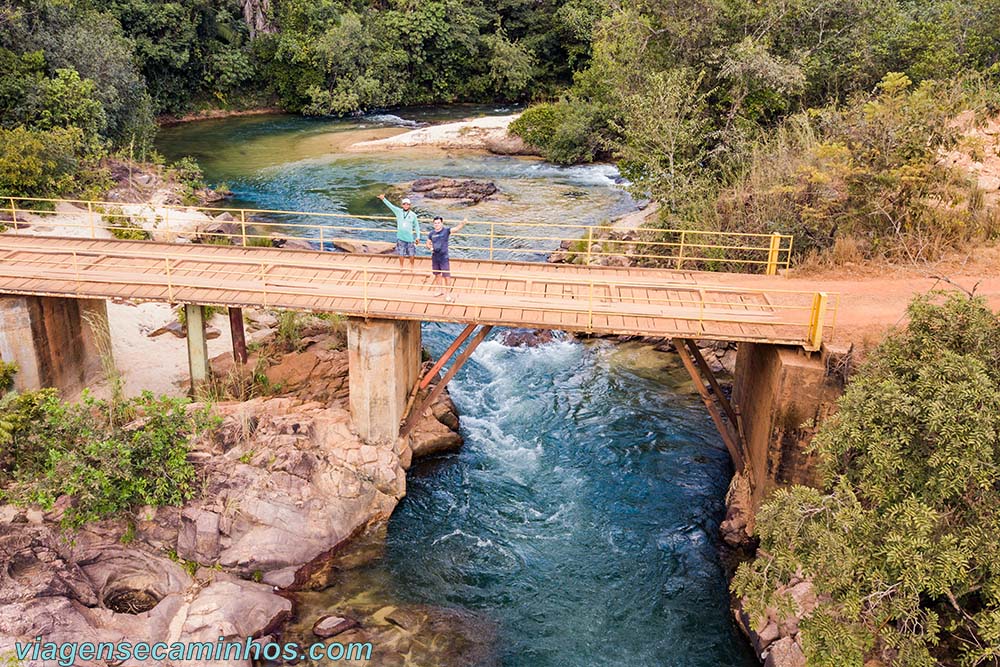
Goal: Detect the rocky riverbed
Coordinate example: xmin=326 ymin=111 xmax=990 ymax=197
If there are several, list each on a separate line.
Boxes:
xmin=0 ymin=322 xmax=474 ymax=666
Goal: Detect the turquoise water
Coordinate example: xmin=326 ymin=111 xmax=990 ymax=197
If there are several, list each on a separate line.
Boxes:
xmin=158 ymin=111 xmax=757 ymax=667
xmin=157 ymin=107 xmax=633 ymax=262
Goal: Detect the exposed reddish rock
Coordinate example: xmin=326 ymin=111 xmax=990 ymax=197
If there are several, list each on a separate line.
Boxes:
xmin=500 ymin=328 xmax=558 ymax=347
xmin=313 ymin=614 xmax=359 ymax=638
xmin=410 ymin=178 xmax=499 ymax=204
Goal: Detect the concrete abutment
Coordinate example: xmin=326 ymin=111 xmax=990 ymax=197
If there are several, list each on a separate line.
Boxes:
xmin=346 ymin=318 xmax=422 ymax=445
xmin=0 ymin=295 xmax=110 ymax=395
xmin=724 ymin=342 xmax=845 ymax=539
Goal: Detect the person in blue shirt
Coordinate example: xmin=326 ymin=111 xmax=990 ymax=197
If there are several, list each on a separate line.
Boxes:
xmin=378 ymin=194 xmax=420 ymax=269
xmin=426 ymin=215 xmax=467 ymax=301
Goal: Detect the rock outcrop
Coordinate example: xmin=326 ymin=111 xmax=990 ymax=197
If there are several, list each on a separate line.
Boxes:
xmin=547 ymin=203 xmax=661 ymax=267
xmin=1 ymin=318 xmax=467 ymax=665
xmin=734 ymin=578 xmax=819 ymax=667
xmin=410 ymin=178 xmax=499 ymax=204
xmin=0 ymin=523 xmax=291 ymax=667
xmin=193 ymin=396 xmax=406 ymax=588
xmin=345 ymin=113 xmax=540 ymax=157
xmin=499 ymin=328 xmax=560 ymax=347
xmin=331 ymin=238 xmax=396 ymax=254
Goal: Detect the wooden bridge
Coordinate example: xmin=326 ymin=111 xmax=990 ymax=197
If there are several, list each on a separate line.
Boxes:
xmin=0 ymin=234 xmax=832 ymax=349
xmin=1 ymin=197 xmax=837 ymax=463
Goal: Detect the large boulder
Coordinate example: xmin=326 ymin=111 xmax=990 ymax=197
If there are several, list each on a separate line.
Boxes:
xmin=192 ymin=398 xmax=405 ymax=585
xmin=410 ymin=178 xmax=498 ymax=204
xmin=332 ymin=238 xmax=396 ymax=254
xmin=500 ymin=328 xmax=558 ymax=347
xmin=764 ymin=637 xmax=806 ymax=667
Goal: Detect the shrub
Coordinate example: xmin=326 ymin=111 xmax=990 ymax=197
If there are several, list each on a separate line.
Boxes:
xmin=276 ymin=310 xmax=303 ymax=350
xmin=0 ymin=126 xmax=88 ymax=198
xmin=0 ymin=362 xmax=16 ymax=392
xmin=1 ymin=390 xmax=219 ymax=527
xmin=715 ymin=74 xmax=996 ymax=262
xmin=509 ymin=100 xmax=610 ymax=164
xmin=102 ymin=207 xmax=151 ymax=240
xmin=166 ymin=157 xmax=205 ymax=190
xmin=175 ymin=304 xmax=223 ymax=327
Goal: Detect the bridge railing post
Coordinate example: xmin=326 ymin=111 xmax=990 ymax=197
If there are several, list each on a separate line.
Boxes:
xmin=489 ymin=222 xmax=495 ymax=261
xmin=87 ymin=202 xmax=95 ymax=238
xmin=9 ymin=197 xmax=18 ymax=231
xmin=165 ymin=257 xmax=174 ymax=303
xmin=585 ymin=227 xmax=594 ymax=265
xmin=806 ymin=291 xmax=828 ymax=351
xmin=72 ymin=251 xmax=80 ymax=295
xmin=240 ymin=210 xmax=247 ymax=247
xmin=676 ymin=230 xmax=686 ymax=270
xmin=766 ymin=233 xmax=781 ymax=275
xmin=698 ymin=289 xmax=705 ymax=332
xmin=362 ymin=268 xmax=369 ymax=314
xmin=587 ymin=279 xmax=594 ymax=330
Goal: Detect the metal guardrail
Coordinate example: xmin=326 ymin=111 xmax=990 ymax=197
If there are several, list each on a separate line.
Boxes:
xmin=4 ymin=196 xmax=795 ymax=275
xmin=0 ymin=237 xmax=837 ymax=348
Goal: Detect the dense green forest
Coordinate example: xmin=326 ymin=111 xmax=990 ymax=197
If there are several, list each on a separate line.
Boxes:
xmin=509 ymin=0 xmax=1000 ymax=260
xmin=3 ymin=4 xmax=1000 ymax=664
xmin=0 ymin=0 xmax=600 ymax=199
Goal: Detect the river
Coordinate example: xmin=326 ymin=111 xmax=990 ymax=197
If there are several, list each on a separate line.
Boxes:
xmin=157 ymin=108 xmax=758 ymax=667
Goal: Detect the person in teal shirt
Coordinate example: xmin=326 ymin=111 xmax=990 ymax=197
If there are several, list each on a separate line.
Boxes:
xmin=378 ymin=194 xmax=420 ymax=269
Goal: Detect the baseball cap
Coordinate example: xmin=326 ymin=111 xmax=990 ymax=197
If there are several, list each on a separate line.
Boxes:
xmin=401 ymin=198 xmax=411 ymax=204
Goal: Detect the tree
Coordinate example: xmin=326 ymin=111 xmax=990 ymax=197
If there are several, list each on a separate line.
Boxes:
xmin=482 ymin=27 xmax=536 ymax=99
xmin=0 ymin=126 xmax=87 ymax=197
xmin=612 ymin=68 xmax=713 ymax=216
xmin=733 ymin=292 xmax=1000 ymax=667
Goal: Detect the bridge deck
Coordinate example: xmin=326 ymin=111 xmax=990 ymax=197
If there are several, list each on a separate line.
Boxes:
xmin=0 ymin=235 xmax=830 ymax=346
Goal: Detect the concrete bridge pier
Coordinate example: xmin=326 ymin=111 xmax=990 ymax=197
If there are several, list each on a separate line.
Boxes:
xmin=0 ymin=295 xmax=110 ymax=394
xmin=346 ymin=318 xmax=422 ymax=444
xmin=185 ymin=304 xmax=210 ymax=395
xmin=731 ymin=342 xmax=845 ymax=517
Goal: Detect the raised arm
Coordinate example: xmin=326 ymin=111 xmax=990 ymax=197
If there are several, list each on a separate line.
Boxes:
xmin=379 ymin=195 xmax=402 ymax=216
xmin=452 ymin=218 xmax=468 ymax=234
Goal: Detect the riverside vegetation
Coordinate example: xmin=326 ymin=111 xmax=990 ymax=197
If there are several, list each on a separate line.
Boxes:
xmin=734 ymin=293 xmax=1000 ymax=666
xmin=5 ymin=0 xmax=1000 ymax=263
xmin=510 ymin=1 xmax=1000 ymax=263
xmin=0 ymin=371 xmax=219 ymax=527
xmin=0 ymin=0 xmax=597 ymax=200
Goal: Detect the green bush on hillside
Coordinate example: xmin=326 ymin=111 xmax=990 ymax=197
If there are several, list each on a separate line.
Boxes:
xmin=0 ymin=388 xmax=219 ymax=527
xmin=715 ymin=73 xmax=998 ymax=261
xmin=0 ymin=125 xmax=88 ymax=198
xmin=733 ymin=292 xmax=1000 ymax=667
xmin=509 ymin=100 xmax=610 ymax=164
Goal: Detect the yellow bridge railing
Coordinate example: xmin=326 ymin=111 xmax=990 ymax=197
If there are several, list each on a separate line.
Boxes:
xmin=0 ymin=236 xmax=837 ymax=349
xmin=4 ymin=196 xmax=795 ymax=275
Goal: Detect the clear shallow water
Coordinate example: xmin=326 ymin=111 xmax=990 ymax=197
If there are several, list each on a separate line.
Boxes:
xmin=157 ymin=107 xmax=633 ymax=262
xmin=157 ymin=111 xmax=757 ymax=667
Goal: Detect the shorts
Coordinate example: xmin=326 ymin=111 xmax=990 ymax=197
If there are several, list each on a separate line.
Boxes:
xmin=431 ymin=253 xmax=451 ymax=278
xmin=395 ymin=240 xmax=416 ymax=257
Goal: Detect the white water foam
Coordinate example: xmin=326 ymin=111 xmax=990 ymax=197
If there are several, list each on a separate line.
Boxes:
xmin=365 ymin=113 xmax=421 ymax=127
xmin=522 ymin=162 xmax=624 ymax=187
